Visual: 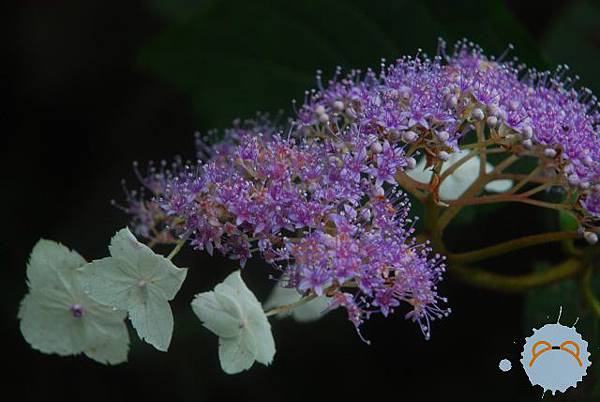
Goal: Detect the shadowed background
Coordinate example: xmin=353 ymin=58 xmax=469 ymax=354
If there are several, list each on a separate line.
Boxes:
xmin=4 ymin=0 xmax=600 ymax=400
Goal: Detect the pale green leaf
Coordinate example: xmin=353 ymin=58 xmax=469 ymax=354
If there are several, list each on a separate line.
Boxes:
xmin=81 ymin=228 xmax=187 ymax=351
xmin=191 ymin=270 xmax=276 ymax=374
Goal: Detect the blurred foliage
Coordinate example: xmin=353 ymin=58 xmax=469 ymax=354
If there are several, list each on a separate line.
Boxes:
xmin=559 ymin=210 xmax=579 ymax=231
xmin=543 ymin=0 xmax=600 ymax=94
xmin=141 ymin=0 xmax=545 ymax=128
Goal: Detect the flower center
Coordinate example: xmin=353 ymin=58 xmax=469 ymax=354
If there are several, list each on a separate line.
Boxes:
xmin=69 ymin=304 xmax=85 ymax=318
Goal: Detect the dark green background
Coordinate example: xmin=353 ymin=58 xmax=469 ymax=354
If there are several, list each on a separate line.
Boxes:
xmin=5 ymin=0 xmax=600 ymax=400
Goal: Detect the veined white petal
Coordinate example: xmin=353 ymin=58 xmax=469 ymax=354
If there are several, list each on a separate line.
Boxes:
xmin=192 ymin=271 xmax=276 ymax=374
xmin=80 ymin=228 xmax=187 ymax=352
xmin=406 ymin=150 xmax=513 ymax=200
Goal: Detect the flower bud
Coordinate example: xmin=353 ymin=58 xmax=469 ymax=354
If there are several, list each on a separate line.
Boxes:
xmin=402 ymin=130 xmax=419 ymax=144
xmin=438 ymin=151 xmax=450 ymax=161
xmin=471 ymin=108 xmax=485 ymax=121
xmin=567 ymin=174 xmax=580 ymax=187
xmin=486 ymin=116 xmax=498 ymax=128
xmin=521 ymin=126 xmax=533 ymax=139
xmin=448 ymin=96 xmax=458 ymax=108
xmin=584 ymin=231 xmax=598 ymax=245
xmin=319 ymin=113 xmax=330 ymax=123
xmin=436 ymin=130 xmax=450 ymax=142
xmin=333 ymin=101 xmax=345 ymax=112
xmin=543 ymin=148 xmax=557 ymax=158
xmin=371 ymin=141 xmax=383 ymax=153
xmin=398 ymin=85 xmax=411 ymax=99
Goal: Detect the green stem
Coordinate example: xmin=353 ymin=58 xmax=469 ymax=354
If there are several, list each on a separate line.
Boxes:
xmin=476 ymin=121 xmax=486 ymax=177
xmin=450 ymin=258 xmax=583 ymax=292
xmin=264 ymin=294 xmax=317 ymax=317
xmin=438 ymin=154 xmax=519 ymax=231
xmin=439 ymin=148 xmax=480 ymax=182
xmin=447 ymin=231 xmax=579 ymax=264
xmin=395 ymin=170 xmax=427 ymax=201
xmin=581 ymin=266 xmax=600 ymax=319
xmin=508 ymin=165 xmax=542 ymax=194
xmin=167 ymin=238 xmax=187 ymax=260
xmin=446 ymin=193 xmax=569 ymax=211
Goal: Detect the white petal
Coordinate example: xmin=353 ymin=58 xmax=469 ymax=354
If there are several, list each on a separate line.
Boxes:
xmin=191 ymin=291 xmax=241 ymax=338
xmin=405 ymin=158 xmax=433 ymax=184
xmin=218 ymin=332 xmax=257 ymax=374
xmin=484 ymin=161 xmax=513 ymax=193
xmin=192 ymin=271 xmax=276 ymax=374
xmin=19 ymin=290 xmax=87 ymax=356
xmin=20 ymin=240 xmax=130 ymax=364
xmin=127 ymin=286 xmax=174 ymax=352
xmin=438 ymin=153 xmax=480 ymax=200
xmin=27 ymin=239 xmax=86 ymax=292
xmin=80 ymin=228 xmax=187 ymax=352
xmin=406 ymin=150 xmax=513 ymax=200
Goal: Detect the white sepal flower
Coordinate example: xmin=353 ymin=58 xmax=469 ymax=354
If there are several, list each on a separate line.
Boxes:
xmin=191 ymin=271 xmax=276 ymax=374
xmin=80 ymin=228 xmax=188 ymax=352
xmin=19 ymin=240 xmax=130 ymax=365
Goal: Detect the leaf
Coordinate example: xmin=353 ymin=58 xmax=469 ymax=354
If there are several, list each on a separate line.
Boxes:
xmin=264 ymin=284 xmax=331 ymax=323
xmin=80 ymin=228 xmax=188 ymax=351
xmin=140 ymin=0 xmax=543 ymax=129
xmin=19 ymin=240 xmax=129 ymax=364
xmin=559 ymin=209 xmax=579 ymax=231
xmin=421 ymin=0 xmax=546 ymax=67
xmin=542 ymin=1 xmax=600 ymax=95
xmin=191 ymin=270 xmax=276 ymax=374
xmin=522 ymin=265 xmax=580 ymax=332
xmin=149 ymin=0 xmax=207 ymax=23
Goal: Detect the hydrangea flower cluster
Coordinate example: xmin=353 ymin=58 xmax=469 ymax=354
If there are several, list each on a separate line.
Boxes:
xmin=122 ymin=40 xmax=600 ymax=341
xmin=160 ymin=126 xmax=447 ymax=339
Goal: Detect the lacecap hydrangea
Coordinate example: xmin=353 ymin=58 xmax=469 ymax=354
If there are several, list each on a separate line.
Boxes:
xmin=20 ymin=40 xmax=600 ymax=373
